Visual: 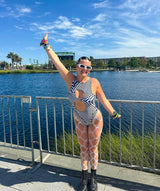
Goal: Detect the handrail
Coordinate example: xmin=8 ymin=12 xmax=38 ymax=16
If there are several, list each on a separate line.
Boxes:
xmin=0 ymin=95 xmax=160 ymax=173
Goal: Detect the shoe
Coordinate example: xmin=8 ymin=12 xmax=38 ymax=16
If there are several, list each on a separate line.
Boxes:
xmin=78 ymin=170 xmax=88 ymax=191
xmin=88 ymin=169 xmax=97 ymax=191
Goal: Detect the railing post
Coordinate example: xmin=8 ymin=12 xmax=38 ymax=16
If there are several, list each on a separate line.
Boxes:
xmin=36 ymin=98 xmax=43 ymax=164
xmin=153 ymin=104 xmax=157 ymax=170
xmin=61 ymin=100 xmax=66 ymax=155
xmin=45 ymin=99 xmax=50 ymax=152
xmin=141 ymin=104 xmax=144 ymax=169
xmin=1 ymin=98 xmax=6 ymax=145
xmin=109 ymin=114 xmax=111 ymax=162
xmin=53 ymin=99 xmax=57 ymax=153
xmin=29 ymin=104 xmax=34 ymax=164
xmin=130 ymin=103 xmax=133 ymax=166
xmin=14 ymin=97 xmax=19 ymax=147
xmin=119 ymin=103 xmax=122 ymax=165
xmin=70 ymin=103 xmax=74 ymax=156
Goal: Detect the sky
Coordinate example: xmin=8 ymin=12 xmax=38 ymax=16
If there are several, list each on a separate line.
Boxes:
xmin=0 ymin=0 xmax=160 ymax=65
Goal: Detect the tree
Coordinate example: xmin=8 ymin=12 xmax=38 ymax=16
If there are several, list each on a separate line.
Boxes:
xmin=157 ymin=58 xmax=160 ymax=68
xmin=6 ymin=52 xmax=22 ymax=68
xmin=7 ymin=52 xmax=15 ymax=67
xmin=62 ymin=59 xmax=76 ymax=70
xmin=115 ymin=61 xmax=122 ymax=69
xmin=89 ymin=56 xmax=96 ymax=68
xmin=129 ymin=57 xmax=140 ymax=68
xmin=140 ymin=57 xmax=147 ymax=68
xmin=147 ymin=59 xmax=154 ymax=69
xmin=0 ymin=61 xmax=8 ymax=69
xmin=26 ymin=65 xmax=34 ymax=70
xmin=108 ymin=59 xmax=116 ymax=68
xmin=14 ymin=54 xmax=22 ymax=67
xmin=95 ymin=59 xmax=105 ymax=68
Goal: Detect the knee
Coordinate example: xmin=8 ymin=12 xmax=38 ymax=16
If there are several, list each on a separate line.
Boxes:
xmin=89 ymin=146 xmax=98 ymax=153
xmin=81 ymin=145 xmax=89 ymax=153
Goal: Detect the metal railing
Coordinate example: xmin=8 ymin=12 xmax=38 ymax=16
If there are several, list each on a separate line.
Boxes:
xmin=0 ymin=95 xmax=160 ymax=174
xmin=0 ymin=95 xmax=34 ymax=162
xmin=35 ymin=97 xmax=160 ymax=174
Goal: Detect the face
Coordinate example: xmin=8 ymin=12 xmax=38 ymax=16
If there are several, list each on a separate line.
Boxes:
xmin=76 ymin=59 xmax=92 ymax=77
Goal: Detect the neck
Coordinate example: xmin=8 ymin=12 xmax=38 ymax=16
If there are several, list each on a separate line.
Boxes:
xmin=76 ymin=76 xmax=89 ymax=82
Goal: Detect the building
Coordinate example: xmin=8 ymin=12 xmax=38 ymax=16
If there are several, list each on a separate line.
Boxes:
xmin=56 ymin=52 xmax=75 ymax=61
xmin=94 ymin=56 xmax=160 ymax=64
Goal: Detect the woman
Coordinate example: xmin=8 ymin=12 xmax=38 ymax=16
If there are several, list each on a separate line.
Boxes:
xmin=40 ymin=33 xmax=121 ymax=191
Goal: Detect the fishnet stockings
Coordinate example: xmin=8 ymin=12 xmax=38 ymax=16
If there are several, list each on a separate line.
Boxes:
xmin=74 ymin=111 xmax=103 ymax=170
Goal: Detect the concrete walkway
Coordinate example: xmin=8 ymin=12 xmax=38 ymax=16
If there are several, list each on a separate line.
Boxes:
xmin=0 ymin=145 xmax=160 ymax=191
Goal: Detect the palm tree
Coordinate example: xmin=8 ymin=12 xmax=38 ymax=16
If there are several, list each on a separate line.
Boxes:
xmin=6 ymin=52 xmax=22 ymax=68
xmin=16 ymin=57 xmax=22 ymax=68
xmin=7 ymin=52 xmax=15 ymax=67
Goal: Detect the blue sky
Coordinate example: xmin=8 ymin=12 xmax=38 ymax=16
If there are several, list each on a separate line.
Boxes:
xmin=0 ymin=0 xmax=160 ymax=65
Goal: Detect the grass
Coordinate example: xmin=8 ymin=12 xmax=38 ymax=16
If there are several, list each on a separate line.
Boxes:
xmin=0 ymin=69 xmax=58 ymax=74
xmin=50 ymin=131 xmax=160 ymax=169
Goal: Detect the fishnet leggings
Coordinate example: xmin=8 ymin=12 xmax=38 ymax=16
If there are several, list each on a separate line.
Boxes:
xmin=74 ymin=110 xmax=103 ymax=170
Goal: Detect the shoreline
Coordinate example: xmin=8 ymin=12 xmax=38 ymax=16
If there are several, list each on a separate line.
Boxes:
xmin=0 ymin=68 xmax=160 ymax=74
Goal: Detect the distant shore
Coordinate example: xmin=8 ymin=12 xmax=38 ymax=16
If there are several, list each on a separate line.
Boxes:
xmin=0 ymin=68 xmax=160 ymax=74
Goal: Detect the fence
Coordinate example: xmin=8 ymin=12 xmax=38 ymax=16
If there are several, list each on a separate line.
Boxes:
xmin=0 ymin=95 xmax=160 ymax=174
xmin=0 ymin=95 xmax=34 ymax=162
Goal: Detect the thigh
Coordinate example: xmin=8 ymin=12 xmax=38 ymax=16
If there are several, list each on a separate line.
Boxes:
xmin=74 ymin=114 xmax=88 ymax=146
xmin=88 ymin=110 xmax=103 ymax=145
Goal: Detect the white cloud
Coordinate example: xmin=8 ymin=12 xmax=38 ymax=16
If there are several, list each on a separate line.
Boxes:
xmin=0 ymin=5 xmax=32 ymax=18
xmin=118 ymin=0 xmax=160 ymax=16
xmin=14 ymin=25 xmax=23 ymax=30
xmin=72 ymin=18 xmax=80 ymax=22
xmin=18 ymin=8 xmax=31 ymax=13
xmin=93 ymin=14 xmax=107 ymax=21
xmin=70 ymin=26 xmax=92 ymax=38
xmin=31 ymin=16 xmax=92 ymax=39
xmin=35 ymin=1 xmax=42 ymax=5
xmin=54 ymin=16 xmax=72 ymax=29
xmin=93 ymin=0 xmax=109 ymax=8
xmin=31 ymin=23 xmax=55 ymax=31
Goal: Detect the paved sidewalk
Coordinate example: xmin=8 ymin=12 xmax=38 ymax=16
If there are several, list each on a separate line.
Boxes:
xmin=0 ymin=146 xmax=160 ymax=191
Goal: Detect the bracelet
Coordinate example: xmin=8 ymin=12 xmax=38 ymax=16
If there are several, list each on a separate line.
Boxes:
xmin=112 ymin=111 xmax=119 ymax=119
xmin=40 ymin=39 xmax=52 ymax=50
xmin=40 ymin=39 xmax=49 ymax=46
xmin=43 ymin=44 xmax=52 ymax=50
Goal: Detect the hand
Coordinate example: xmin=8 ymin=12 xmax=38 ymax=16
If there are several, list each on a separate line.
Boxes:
xmin=118 ymin=114 xmax=121 ymax=118
xmin=43 ymin=32 xmax=49 ymax=41
xmin=112 ymin=111 xmax=121 ymax=119
xmin=40 ymin=33 xmax=49 ymax=46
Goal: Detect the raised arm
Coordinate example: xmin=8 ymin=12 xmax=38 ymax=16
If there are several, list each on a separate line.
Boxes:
xmin=40 ymin=33 xmax=75 ymax=89
xmin=93 ymin=78 xmax=121 ymax=118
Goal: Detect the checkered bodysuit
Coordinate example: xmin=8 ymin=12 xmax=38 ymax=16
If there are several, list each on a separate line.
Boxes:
xmin=68 ymin=77 xmax=98 ymax=126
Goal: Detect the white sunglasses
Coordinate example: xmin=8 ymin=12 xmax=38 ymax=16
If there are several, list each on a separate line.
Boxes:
xmin=77 ymin=64 xmax=92 ymax=70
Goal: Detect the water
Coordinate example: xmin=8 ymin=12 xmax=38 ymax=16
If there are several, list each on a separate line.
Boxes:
xmin=1 ymin=71 xmax=160 ymax=100
xmin=0 ymin=71 xmax=160 ymax=147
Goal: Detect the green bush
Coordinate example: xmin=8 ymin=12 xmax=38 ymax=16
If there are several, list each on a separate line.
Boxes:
xmin=50 ymin=131 xmax=160 ymax=169
xmin=26 ymin=65 xmax=34 ymax=70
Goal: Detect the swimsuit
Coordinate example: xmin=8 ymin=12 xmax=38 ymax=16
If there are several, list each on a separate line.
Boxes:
xmin=68 ymin=77 xmax=98 ymax=126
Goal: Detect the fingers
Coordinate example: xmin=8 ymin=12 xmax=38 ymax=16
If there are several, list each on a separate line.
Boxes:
xmin=43 ymin=32 xmax=49 ymax=40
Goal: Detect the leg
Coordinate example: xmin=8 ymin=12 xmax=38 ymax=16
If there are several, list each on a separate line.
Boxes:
xmin=74 ymin=114 xmax=89 ymax=170
xmin=88 ymin=111 xmax=103 ymax=191
xmin=88 ymin=110 xmax=103 ymax=170
xmin=74 ymin=115 xmax=89 ymax=191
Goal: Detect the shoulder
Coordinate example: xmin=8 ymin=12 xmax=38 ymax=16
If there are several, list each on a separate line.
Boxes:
xmin=91 ymin=77 xmax=100 ymax=86
xmin=66 ymin=73 xmax=76 ymax=90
